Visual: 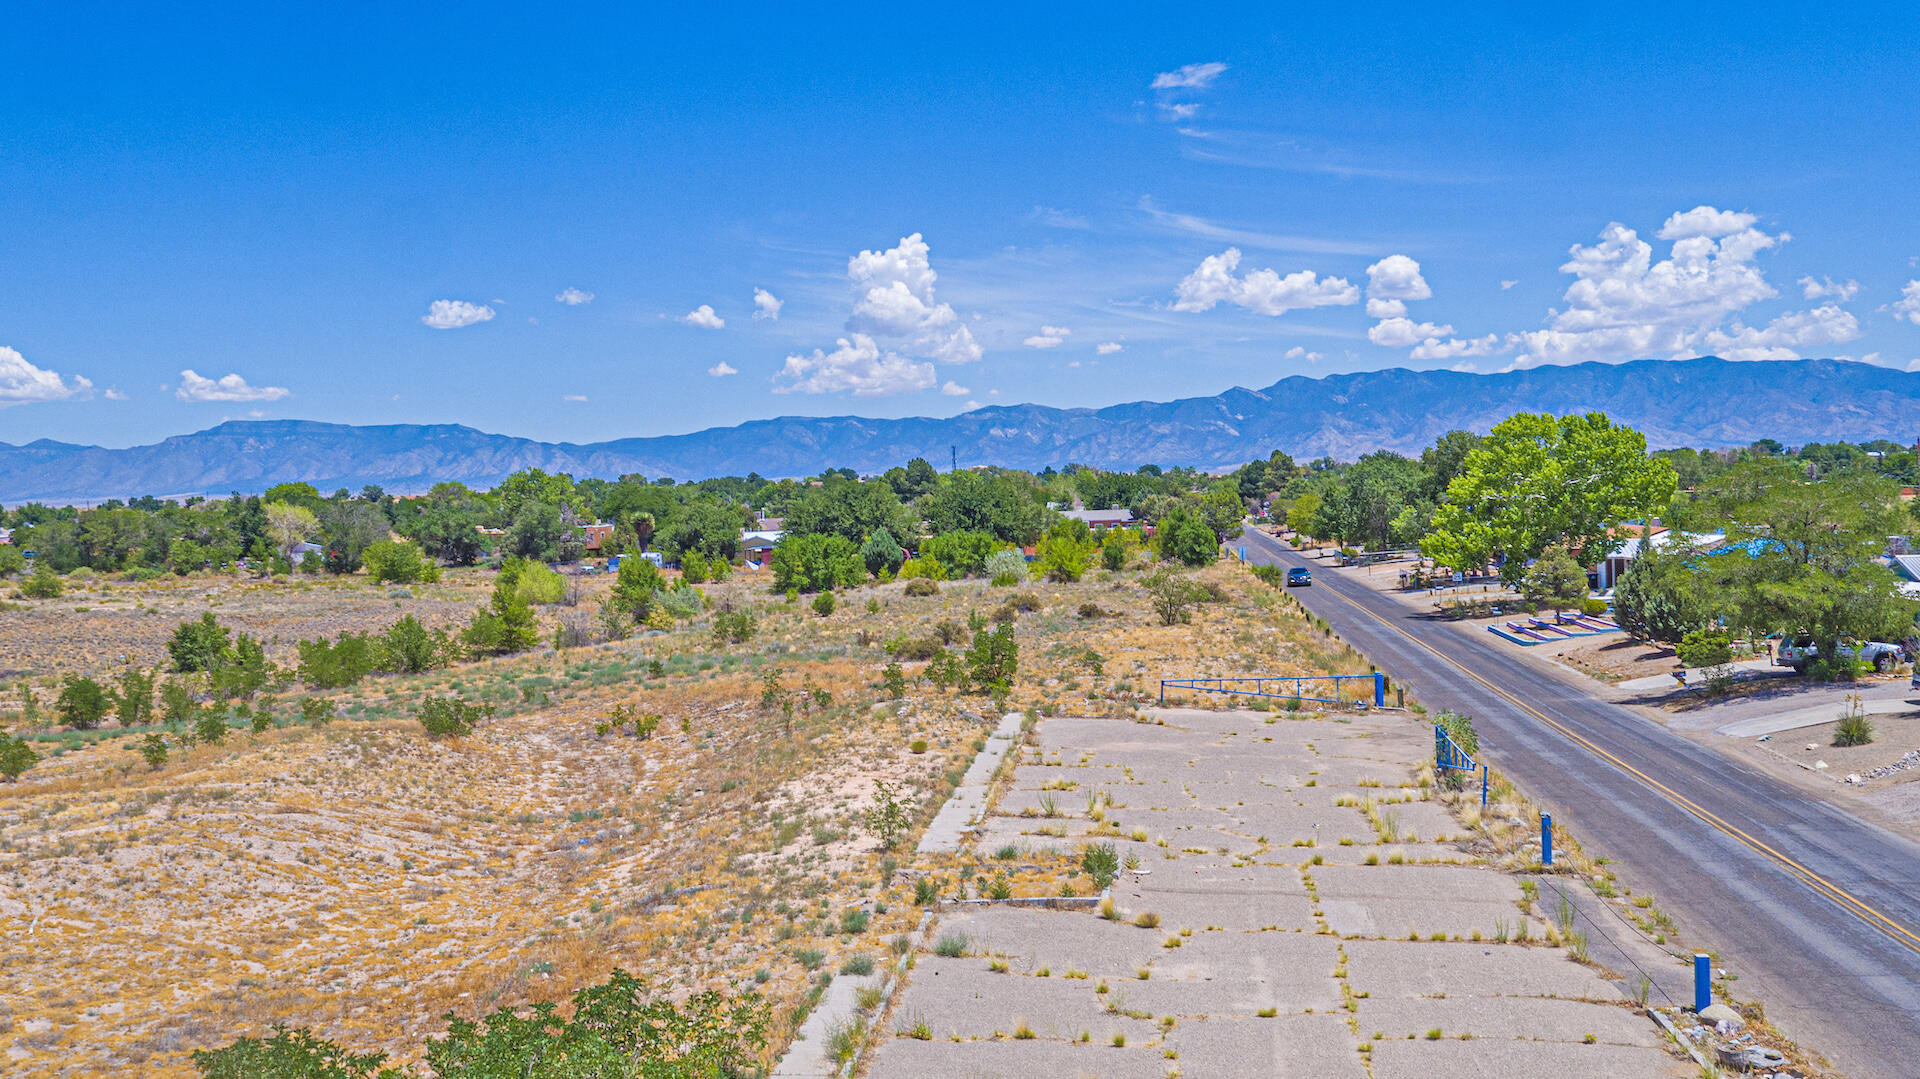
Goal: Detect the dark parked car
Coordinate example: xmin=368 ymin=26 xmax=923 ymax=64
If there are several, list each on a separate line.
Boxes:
xmin=1286 ymin=567 xmax=1312 ymax=586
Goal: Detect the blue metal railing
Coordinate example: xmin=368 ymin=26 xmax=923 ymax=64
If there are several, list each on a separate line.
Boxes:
xmin=1159 ymin=672 xmax=1385 ymax=707
xmin=1435 ymin=723 xmax=1490 ymax=807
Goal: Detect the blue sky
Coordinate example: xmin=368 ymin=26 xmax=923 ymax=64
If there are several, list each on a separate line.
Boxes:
xmin=5 ymin=4 xmax=1920 ymax=448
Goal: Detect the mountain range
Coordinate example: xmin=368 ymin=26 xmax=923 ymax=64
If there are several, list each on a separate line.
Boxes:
xmin=3 ymin=357 xmax=1915 ymax=503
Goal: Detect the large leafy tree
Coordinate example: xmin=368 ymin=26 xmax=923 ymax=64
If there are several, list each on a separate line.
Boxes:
xmin=784 ymin=478 xmax=912 ymax=546
xmin=922 ymin=470 xmax=1046 ymax=545
xmin=1423 ymin=412 xmax=1677 ymax=582
xmin=1684 ymin=459 xmax=1916 ymax=655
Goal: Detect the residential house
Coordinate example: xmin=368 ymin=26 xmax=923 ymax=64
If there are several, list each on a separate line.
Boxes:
xmin=581 ymin=522 xmax=615 ymax=552
xmin=1061 ymin=507 xmax=1136 ymax=529
xmin=1591 ymin=525 xmax=1724 ymax=591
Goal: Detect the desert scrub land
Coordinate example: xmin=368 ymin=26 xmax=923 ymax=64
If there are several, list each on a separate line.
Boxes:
xmin=0 ymin=557 xmax=1358 ymax=1076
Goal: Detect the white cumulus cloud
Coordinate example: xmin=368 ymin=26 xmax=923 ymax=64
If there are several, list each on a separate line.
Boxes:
xmin=1151 ymin=62 xmax=1228 ymax=90
xmin=1283 ymin=346 xmax=1325 ymax=362
xmin=941 ymin=381 xmax=969 ymax=396
xmin=1799 ymin=276 xmax=1859 ymax=301
xmin=421 ymin=299 xmax=496 ymax=329
xmin=1365 ymin=254 xmax=1432 ymax=302
xmin=1172 ymin=248 xmax=1359 ymax=316
xmin=1096 ymin=341 xmax=1124 ymax=355
xmin=1411 ymin=334 xmax=1502 ymax=361
xmin=1892 ymin=281 xmax=1920 ymax=326
xmin=752 ymin=288 xmax=783 ymax=321
xmin=1509 ymin=208 xmax=1784 ymax=366
xmin=1699 ymin=304 xmax=1860 ymax=362
xmin=774 ymin=334 xmax=936 ymax=397
xmin=844 ymin=233 xmax=981 ymax=364
xmin=0 ymin=346 xmax=91 ymax=407
xmin=1368 ymin=318 xmax=1455 ymax=349
xmin=1024 ymin=325 xmax=1072 ymax=349
xmin=707 ymin=362 xmax=738 ymax=377
xmin=176 ymin=370 xmax=291 ymax=403
xmin=1656 ymin=206 xmax=1760 ymax=240
xmin=681 ymin=304 xmax=725 ymax=329
xmin=555 ymin=287 xmax=594 ymax=306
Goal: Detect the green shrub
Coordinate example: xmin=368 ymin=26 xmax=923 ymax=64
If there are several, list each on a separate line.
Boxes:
xmin=1580 ymin=597 xmax=1609 ymax=616
xmin=0 ymin=731 xmax=40 ymax=781
xmin=1080 ymin=841 xmax=1120 ymax=891
xmin=20 ymin=564 xmax=63 ymax=598
xmin=169 ymin=613 xmax=233 ymax=673
xmin=513 ymin=560 xmax=567 ymax=605
xmin=812 ymin=591 xmax=837 ymax=617
xmin=921 ymin=531 xmax=1000 ymax=577
xmin=362 ymin=540 xmax=439 ymax=584
xmin=1834 ymin=695 xmax=1875 ymax=747
xmin=984 ymin=548 xmax=1028 ymax=587
xmin=419 ymin=696 xmax=490 ymax=739
xmin=712 ymin=608 xmax=757 ymax=645
xmin=55 ymin=676 xmax=112 ymax=730
xmin=933 ymin=932 xmax=970 ymax=957
xmin=886 ymin=635 xmax=944 ymax=661
xmin=839 ymin=952 xmax=875 ymax=976
xmin=195 ymin=712 xmax=229 ymax=745
xmin=898 ymin=555 xmax=946 ymax=581
xmin=191 ymin=970 xmax=766 ymax=1079
xmin=903 ymin=577 xmax=939 ymax=597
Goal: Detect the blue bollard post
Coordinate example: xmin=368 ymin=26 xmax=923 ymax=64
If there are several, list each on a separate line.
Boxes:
xmin=1374 ymin=672 xmax=1385 ymax=707
xmin=1481 ymin=764 xmax=1489 ymax=808
xmin=1541 ymin=813 xmax=1553 ymax=866
xmin=1239 ymin=546 xmax=1246 ymax=561
xmin=1694 ymin=953 xmax=1712 ymax=1012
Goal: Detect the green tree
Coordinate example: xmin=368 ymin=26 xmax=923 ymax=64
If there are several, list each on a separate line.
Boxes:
xmin=463 ymin=576 xmax=539 ymax=656
xmin=984 ymin=547 xmax=1027 ymax=586
xmin=865 ymin=778 xmax=912 ymax=851
xmin=923 ymin=470 xmax=1046 ymax=545
xmin=1155 ymin=506 xmax=1219 ymax=567
xmin=1141 ymin=566 xmax=1209 ymax=626
xmin=610 ymin=555 xmax=665 ymax=619
xmin=263 ymin=501 xmax=320 ymax=564
xmin=0 ymin=729 xmax=41 ymax=782
xmin=861 ymin=528 xmax=905 ymax=579
xmin=1284 ymin=491 xmax=1322 ymax=539
xmin=785 ymin=478 xmax=912 ymax=546
xmin=114 ymin=668 xmax=158 ymax=727
xmin=1033 ymin=518 xmax=1096 ymax=582
xmin=920 ymin=531 xmax=1001 ymax=577
xmin=362 ymin=540 xmax=439 ymax=584
xmin=768 ymin=534 xmax=862 ymax=594
xmin=1613 ymin=541 xmax=1708 ymax=644
xmin=1423 ymin=412 xmax=1677 ymax=583
xmin=21 ymin=564 xmax=63 ymax=598
xmin=137 ymin=732 xmax=170 ymax=770
xmin=56 ymin=676 xmax=113 ymax=730
xmin=966 ymin=623 xmax=1018 ymax=693
xmin=169 ymin=613 xmax=233 ymax=672
xmin=1686 ymin=459 xmax=1917 ymax=658
xmin=1519 ymin=544 xmax=1588 ymax=616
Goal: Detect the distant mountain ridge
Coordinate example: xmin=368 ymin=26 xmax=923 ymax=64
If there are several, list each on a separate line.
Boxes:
xmin=3 ymin=357 xmax=1914 ymax=503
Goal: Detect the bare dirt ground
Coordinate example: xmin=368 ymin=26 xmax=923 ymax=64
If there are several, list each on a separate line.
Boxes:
xmin=0 ymin=558 xmax=1356 ymax=1076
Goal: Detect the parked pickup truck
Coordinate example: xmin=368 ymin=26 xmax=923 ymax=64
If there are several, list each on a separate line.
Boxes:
xmin=1774 ymin=636 xmax=1905 ymax=673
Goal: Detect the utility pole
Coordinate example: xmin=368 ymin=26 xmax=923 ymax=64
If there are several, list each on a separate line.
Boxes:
xmin=950 ymin=445 xmax=957 ymax=473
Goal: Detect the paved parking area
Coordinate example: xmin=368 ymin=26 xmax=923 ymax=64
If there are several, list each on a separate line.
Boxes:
xmin=865 ymin=708 xmax=1691 ymax=1079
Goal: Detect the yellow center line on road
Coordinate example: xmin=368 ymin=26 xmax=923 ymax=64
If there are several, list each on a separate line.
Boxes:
xmin=1270 ymin=541 xmax=1920 ymax=956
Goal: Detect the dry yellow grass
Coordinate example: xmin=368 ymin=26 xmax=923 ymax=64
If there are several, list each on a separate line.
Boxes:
xmin=0 ymin=557 xmax=1353 ymax=1076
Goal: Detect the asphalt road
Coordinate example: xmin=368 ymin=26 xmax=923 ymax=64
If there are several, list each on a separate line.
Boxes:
xmin=1240 ymin=530 xmax=1920 ymax=1079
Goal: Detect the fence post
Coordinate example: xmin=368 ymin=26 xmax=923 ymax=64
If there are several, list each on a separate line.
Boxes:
xmin=1481 ymin=764 xmax=1488 ymax=808
xmin=1159 ymin=681 xmax=1166 ymax=706
xmin=1373 ymin=672 xmax=1385 ymax=708
xmin=1693 ymin=953 xmax=1712 ymax=1012
xmin=1541 ymin=813 xmax=1553 ymax=866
